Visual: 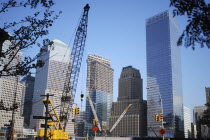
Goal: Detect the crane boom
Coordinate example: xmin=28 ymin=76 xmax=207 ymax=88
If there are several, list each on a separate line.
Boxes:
xmin=110 ymin=104 xmax=132 ymax=132
xmin=60 ymin=4 xmax=90 ymax=130
xmin=87 ymin=93 xmax=102 ymax=131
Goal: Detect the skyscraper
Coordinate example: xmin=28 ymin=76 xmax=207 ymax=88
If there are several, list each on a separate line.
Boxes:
xmin=20 ymin=74 xmax=35 ymax=128
xmin=205 ymin=87 xmax=210 ymax=103
xmin=184 ymin=106 xmax=191 ymax=138
xmin=146 ymin=11 xmax=184 ymax=138
xmin=29 ymin=39 xmax=74 ymax=135
xmin=193 ymin=106 xmax=207 ymax=139
xmin=109 ymin=66 xmax=147 ymax=136
xmin=85 ymin=54 xmax=113 ymax=135
xmin=0 ymin=40 xmax=24 ymax=135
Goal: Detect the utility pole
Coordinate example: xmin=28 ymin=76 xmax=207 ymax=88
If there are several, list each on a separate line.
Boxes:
xmin=40 ymin=93 xmax=54 ymax=140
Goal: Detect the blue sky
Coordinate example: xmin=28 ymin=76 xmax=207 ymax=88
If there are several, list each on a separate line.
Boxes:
xmin=2 ymin=0 xmax=210 ymax=119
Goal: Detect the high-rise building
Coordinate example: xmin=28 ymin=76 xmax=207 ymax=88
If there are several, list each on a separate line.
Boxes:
xmin=191 ymin=123 xmax=197 ymax=139
xmin=193 ymin=106 xmax=207 ymax=139
xmin=184 ymin=106 xmax=191 ymax=138
xmin=205 ymin=87 xmax=210 ymax=103
xmin=20 ymin=74 xmax=35 ymax=128
xmin=0 ymin=40 xmax=24 ymax=135
xmin=109 ymin=66 xmax=147 ymax=136
xmin=29 ymin=39 xmax=74 ymax=135
xmin=146 ymin=11 xmax=184 ymax=138
xmin=85 ymin=54 xmax=113 ymax=135
xmin=75 ymin=111 xmax=85 ymax=137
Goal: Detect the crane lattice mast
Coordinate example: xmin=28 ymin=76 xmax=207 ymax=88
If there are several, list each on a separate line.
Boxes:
xmin=60 ymin=4 xmax=90 ymax=130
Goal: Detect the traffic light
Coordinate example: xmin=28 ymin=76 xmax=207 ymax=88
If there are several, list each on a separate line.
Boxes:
xmin=93 ymin=119 xmax=96 ymax=125
xmin=155 ymin=114 xmax=160 ymax=121
xmin=75 ymin=107 xmax=79 ymax=115
xmin=72 ymin=107 xmax=76 ymax=114
xmin=159 ymin=113 xmax=163 ymax=121
xmin=95 ymin=120 xmax=98 ymax=125
xmin=92 ymin=119 xmax=98 ymax=126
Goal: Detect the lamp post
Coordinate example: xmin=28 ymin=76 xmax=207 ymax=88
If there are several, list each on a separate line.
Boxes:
xmin=147 ymin=86 xmax=164 ymax=140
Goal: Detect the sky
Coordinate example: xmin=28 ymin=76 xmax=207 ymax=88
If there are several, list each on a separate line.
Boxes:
xmin=1 ymin=0 xmax=210 ymax=119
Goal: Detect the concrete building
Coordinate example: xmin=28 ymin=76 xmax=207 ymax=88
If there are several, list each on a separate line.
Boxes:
xmin=183 ymin=106 xmax=191 ymax=138
xmin=109 ymin=66 xmax=147 ymax=137
xmin=191 ymin=123 xmax=197 ymax=139
xmin=193 ymin=106 xmax=207 ymax=139
xmin=29 ymin=39 xmax=74 ymax=135
xmin=75 ymin=111 xmax=85 ymax=137
xmin=85 ymin=54 xmax=113 ymax=136
xmin=146 ymin=11 xmax=184 ymax=138
xmin=20 ymin=74 xmax=35 ymax=128
xmin=206 ymin=87 xmax=210 ymax=103
xmin=0 ymin=40 xmax=24 ymax=135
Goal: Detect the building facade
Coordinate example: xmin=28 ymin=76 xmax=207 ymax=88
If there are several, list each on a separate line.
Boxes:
xmin=85 ymin=54 xmax=113 ymax=135
xmin=184 ymin=106 xmax=191 ymax=138
xmin=205 ymin=87 xmax=210 ymax=103
xmin=0 ymin=40 xmax=24 ymax=135
xmin=194 ymin=106 xmax=207 ymax=139
xmin=191 ymin=123 xmax=197 ymax=139
xmin=109 ymin=66 xmax=147 ymax=136
xmin=29 ymin=39 xmax=75 ymax=135
xmin=146 ymin=11 xmax=184 ymax=138
xmin=20 ymin=74 xmax=35 ymax=128
xmin=75 ymin=111 xmax=85 ymax=137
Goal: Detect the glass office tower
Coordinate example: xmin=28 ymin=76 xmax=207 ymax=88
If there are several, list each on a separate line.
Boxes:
xmin=85 ymin=54 xmax=113 ymax=135
xmin=146 ymin=11 xmax=184 ymax=138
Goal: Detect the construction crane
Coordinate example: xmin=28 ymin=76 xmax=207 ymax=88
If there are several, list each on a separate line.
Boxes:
xmin=86 ymin=93 xmax=102 ymax=131
xmin=87 ymin=94 xmax=132 ymax=135
xmin=34 ymin=4 xmax=89 ymax=140
xmin=109 ymin=104 xmax=132 ymax=133
xmin=59 ymin=4 xmax=90 ymax=130
xmin=38 ymin=99 xmax=68 ymax=140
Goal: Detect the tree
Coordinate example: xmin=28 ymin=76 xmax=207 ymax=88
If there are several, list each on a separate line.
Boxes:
xmin=0 ymin=0 xmax=61 ymax=77
xmin=170 ymin=0 xmax=210 ymax=50
xmin=200 ymin=98 xmax=210 ymax=127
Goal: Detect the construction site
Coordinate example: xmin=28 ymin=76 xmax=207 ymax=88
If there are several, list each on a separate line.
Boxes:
xmin=0 ymin=3 xmax=136 ymax=140
xmin=1 ymin=0 xmax=208 ymax=140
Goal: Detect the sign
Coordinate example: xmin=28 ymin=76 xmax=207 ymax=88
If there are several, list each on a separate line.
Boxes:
xmin=33 ymin=116 xmax=52 ymax=119
xmin=40 ymin=124 xmax=49 ymax=128
xmin=92 ymin=126 xmax=98 ymax=132
xmin=33 ymin=116 xmax=45 ymax=119
xmin=160 ymin=128 xmax=166 ymax=135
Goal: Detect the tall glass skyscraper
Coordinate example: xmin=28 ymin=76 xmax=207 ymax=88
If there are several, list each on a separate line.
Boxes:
xmin=85 ymin=54 xmax=113 ymax=135
xmin=146 ymin=11 xmax=184 ymax=138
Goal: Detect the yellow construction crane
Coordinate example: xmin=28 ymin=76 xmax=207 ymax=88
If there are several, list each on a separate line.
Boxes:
xmin=38 ymin=99 xmax=68 ymax=140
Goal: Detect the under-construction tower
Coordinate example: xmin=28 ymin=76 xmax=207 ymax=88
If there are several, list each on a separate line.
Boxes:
xmin=85 ymin=54 xmax=114 ymax=135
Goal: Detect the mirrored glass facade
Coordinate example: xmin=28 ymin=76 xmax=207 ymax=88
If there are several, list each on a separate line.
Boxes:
xmin=146 ymin=11 xmax=184 ymax=138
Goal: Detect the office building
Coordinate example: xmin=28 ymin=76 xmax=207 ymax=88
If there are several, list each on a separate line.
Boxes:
xmin=85 ymin=54 xmax=113 ymax=135
xmin=109 ymin=66 xmax=147 ymax=136
xmin=20 ymin=74 xmax=35 ymax=127
xmin=29 ymin=39 xmax=74 ymax=135
xmin=184 ymin=106 xmax=191 ymax=138
xmin=75 ymin=111 xmax=85 ymax=137
xmin=205 ymin=87 xmax=210 ymax=103
xmin=146 ymin=11 xmax=184 ymax=138
xmin=0 ymin=40 xmax=24 ymax=134
xmin=191 ymin=123 xmax=197 ymax=139
xmin=194 ymin=106 xmax=207 ymax=139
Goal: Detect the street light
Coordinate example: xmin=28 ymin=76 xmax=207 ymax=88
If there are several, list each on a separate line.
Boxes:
xmin=147 ymin=86 xmax=164 ymax=140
